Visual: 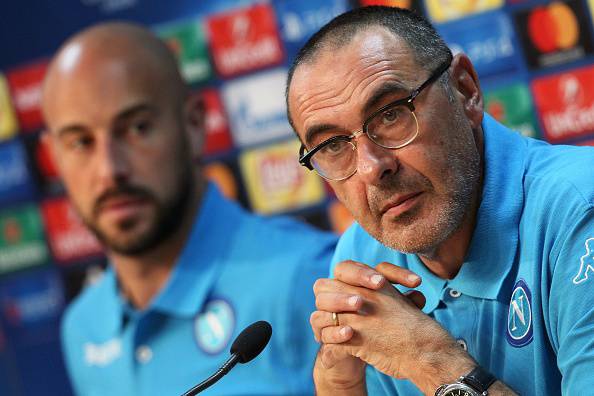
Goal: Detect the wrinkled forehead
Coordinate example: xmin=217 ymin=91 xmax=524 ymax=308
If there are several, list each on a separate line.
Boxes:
xmin=288 ymin=29 xmax=420 ymax=135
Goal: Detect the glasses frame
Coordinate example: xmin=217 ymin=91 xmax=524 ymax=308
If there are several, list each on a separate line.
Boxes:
xmin=298 ymin=57 xmax=452 ymax=181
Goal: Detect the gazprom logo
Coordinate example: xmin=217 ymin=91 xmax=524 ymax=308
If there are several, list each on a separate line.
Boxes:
xmin=506 ymin=279 xmax=533 ymax=347
xmin=194 ymin=298 xmax=235 ymax=355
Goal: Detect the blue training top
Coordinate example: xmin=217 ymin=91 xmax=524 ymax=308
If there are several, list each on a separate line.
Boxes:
xmin=62 ymin=184 xmax=337 ymax=396
xmin=330 ymin=114 xmax=594 ymax=395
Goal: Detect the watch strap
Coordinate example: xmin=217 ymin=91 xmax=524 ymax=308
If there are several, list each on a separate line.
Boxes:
xmin=461 ymin=366 xmax=496 ymax=395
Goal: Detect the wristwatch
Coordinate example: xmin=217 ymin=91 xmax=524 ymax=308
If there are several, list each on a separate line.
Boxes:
xmin=434 ymin=367 xmax=496 ymax=396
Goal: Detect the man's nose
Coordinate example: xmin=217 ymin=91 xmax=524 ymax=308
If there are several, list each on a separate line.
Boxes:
xmin=355 ymin=135 xmax=399 ymax=184
xmin=95 ymin=137 xmax=130 ymax=185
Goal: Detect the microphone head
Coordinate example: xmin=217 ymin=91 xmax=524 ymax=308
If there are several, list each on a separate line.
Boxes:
xmin=230 ymin=320 xmax=272 ymax=364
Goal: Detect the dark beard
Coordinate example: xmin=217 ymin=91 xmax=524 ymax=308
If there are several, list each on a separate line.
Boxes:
xmin=83 ymin=166 xmax=193 ymax=256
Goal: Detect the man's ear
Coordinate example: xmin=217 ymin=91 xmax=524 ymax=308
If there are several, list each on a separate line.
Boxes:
xmin=449 ymin=53 xmax=484 ymax=129
xmin=183 ymin=92 xmax=206 ymax=161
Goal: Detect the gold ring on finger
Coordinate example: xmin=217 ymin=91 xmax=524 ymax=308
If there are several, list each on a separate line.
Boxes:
xmin=332 ymin=312 xmax=339 ymax=327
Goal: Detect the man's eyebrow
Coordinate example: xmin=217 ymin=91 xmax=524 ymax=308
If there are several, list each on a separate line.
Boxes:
xmin=304 ymin=123 xmax=342 ymax=147
xmin=113 ymin=103 xmax=156 ymax=124
xmin=362 ymin=82 xmax=409 ymax=118
xmin=55 ymin=124 xmax=88 ymax=139
xmin=54 ymin=103 xmax=157 ymax=138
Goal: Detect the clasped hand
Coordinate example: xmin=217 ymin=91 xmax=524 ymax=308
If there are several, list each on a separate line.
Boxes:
xmin=310 ymin=260 xmax=461 ymax=391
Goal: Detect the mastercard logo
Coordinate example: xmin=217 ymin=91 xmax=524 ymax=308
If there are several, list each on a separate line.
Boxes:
xmin=527 ymin=2 xmax=579 ymax=53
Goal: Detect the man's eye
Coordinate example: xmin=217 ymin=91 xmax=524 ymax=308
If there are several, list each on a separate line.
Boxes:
xmin=381 ymin=107 xmax=402 ymax=125
xmin=67 ymin=135 xmax=94 ymax=151
xmin=129 ymin=120 xmax=152 ymax=136
xmin=320 ymin=140 xmax=348 ymax=156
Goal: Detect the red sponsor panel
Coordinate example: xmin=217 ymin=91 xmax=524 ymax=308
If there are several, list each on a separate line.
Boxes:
xmin=207 ymin=3 xmax=284 ymax=78
xmin=35 ymin=136 xmax=59 ymax=179
xmin=6 ymin=61 xmax=48 ymax=132
xmin=41 ymin=197 xmax=104 ymax=264
xmin=200 ymin=89 xmax=233 ymax=155
xmin=532 ymin=66 xmax=594 ymax=143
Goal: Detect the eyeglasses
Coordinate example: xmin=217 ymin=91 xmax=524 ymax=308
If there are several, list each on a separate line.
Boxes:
xmin=298 ymin=58 xmax=452 ymax=181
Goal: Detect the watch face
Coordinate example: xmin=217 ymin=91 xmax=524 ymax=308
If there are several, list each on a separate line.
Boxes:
xmin=441 ymin=383 xmax=480 ymax=396
xmin=443 ymin=391 xmax=476 ymax=396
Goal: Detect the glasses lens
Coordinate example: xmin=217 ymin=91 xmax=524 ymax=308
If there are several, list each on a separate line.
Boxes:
xmin=311 ymin=139 xmax=356 ymax=180
xmin=367 ymin=104 xmax=417 ymax=148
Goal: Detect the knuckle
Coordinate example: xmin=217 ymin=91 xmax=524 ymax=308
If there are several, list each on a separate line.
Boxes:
xmin=309 ymin=311 xmax=319 ymax=326
xmin=313 ymin=278 xmax=327 ymax=294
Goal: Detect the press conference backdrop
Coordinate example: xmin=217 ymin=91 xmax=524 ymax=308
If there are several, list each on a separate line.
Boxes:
xmin=1 ymin=0 xmax=594 ymax=394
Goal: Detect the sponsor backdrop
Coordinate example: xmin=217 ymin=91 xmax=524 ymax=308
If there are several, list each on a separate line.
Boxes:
xmin=0 ymin=0 xmax=593 ymax=394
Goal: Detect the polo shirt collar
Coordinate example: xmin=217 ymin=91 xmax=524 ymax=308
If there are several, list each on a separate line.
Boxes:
xmin=150 ymin=183 xmax=236 ymax=317
xmin=407 ymin=114 xmax=526 ymax=312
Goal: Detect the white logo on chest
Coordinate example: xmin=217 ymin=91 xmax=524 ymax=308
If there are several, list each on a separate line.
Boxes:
xmin=84 ymin=338 xmax=122 ymax=366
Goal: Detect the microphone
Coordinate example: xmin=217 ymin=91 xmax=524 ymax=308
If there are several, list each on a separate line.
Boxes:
xmin=181 ymin=321 xmax=272 ymax=396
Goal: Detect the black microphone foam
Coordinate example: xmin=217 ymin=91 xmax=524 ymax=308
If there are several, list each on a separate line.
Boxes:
xmin=230 ymin=320 xmax=272 ymax=363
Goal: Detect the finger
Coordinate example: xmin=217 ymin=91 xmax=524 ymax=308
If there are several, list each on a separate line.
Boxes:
xmin=319 ymin=344 xmax=350 ymax=369
xmin=320 ymin=325 xmax=353 ymax=344
xmin=313 ymin=278 xmax=352 ymax=295
xmin=404 ymin=289 xmax=426 ymax=309
xmin=375 ymin=262 xmax=421 ymax=288
xmin=315 ymin=292 xmax=363 ymax=312
xmin=310 ymin=310 xmax=337 ymax=342
xmin=333 ymin=260 xmax=386 ymax=290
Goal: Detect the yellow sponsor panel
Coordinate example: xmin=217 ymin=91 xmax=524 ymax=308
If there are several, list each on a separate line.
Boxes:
xmin=588 ymin=0 xmax=594 ymax=24
xmin=0 ymin=74 xmax=18 ymax=141
xmin=240 ymin=139 xmax=325 ymax=214
xmin=426 ymin=0 xmax=503 ymax=22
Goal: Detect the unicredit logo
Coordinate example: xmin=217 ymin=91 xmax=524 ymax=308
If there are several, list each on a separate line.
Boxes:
xmin=542 ymin=73 xmax=594 ymax=139
xmin=528 ymin=2 xmax=578 ymax=53
xmin=560 ymin=75 xmax=584 ymax=107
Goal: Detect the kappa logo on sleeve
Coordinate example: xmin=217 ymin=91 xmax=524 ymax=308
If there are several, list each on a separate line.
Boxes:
xmin=573 ymin=238 xmax=594 ymax=284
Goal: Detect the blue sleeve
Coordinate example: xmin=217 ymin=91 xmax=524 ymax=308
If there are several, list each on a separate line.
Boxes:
xmin=330 ymin=223 xmax=360 ymax=278
xmin=366 ymin=365 xmax=392 ymax=395
xmin=548 ymin=206 xmax=594 ymax=393
xmin=61 ymin=307 xmax=85 ymax=396
xmin=284 ymin=232 xmax=337 ymax=394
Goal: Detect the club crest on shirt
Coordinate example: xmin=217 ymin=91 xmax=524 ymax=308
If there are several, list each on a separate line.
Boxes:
xmin=194 ymin=298 xmax=235 ymax=355
xmin=572 ymin=238 xmax=594 ymax=285
xmin=506 ymin=279 xmax=533 ymax=347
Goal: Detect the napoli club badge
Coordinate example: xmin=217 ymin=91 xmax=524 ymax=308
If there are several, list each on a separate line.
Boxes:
xmin=194 ymin=299 xmax=235 ymax=355
xmin=506 ymin=279 xmax=533 ymax=347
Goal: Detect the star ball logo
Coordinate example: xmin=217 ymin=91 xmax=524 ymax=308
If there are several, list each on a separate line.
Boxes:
xmin=515 ymin=0 xmax=594 ymax=69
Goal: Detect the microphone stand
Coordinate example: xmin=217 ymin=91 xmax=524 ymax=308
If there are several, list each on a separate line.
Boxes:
xmin=181 ymin=354 xmax=240 ymax=396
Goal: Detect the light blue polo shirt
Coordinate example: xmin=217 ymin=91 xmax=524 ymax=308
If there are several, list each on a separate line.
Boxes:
xmin=330 ymin=114 xmax=594 ymax=395
xmin=61 ymin=184 xmax=337 ymax=396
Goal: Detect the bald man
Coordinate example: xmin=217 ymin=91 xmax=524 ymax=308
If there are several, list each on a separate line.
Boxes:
xmin=42 ymin=23 xmax=336 ymax=396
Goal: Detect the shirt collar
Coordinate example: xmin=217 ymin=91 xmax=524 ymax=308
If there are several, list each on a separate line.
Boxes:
xmin=150 ymin=183 xmax=238 ymax=317
xmin=406 ymin=114 xmax=526 ymax=312
xmin=100 ymin=183 xmax=239 ymax=331
xmin=449 ymin=114 xmax=525 ymax=301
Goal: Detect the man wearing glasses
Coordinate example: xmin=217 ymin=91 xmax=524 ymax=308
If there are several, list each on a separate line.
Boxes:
xmin=287 ymin=6 xmax=594 ymax=396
